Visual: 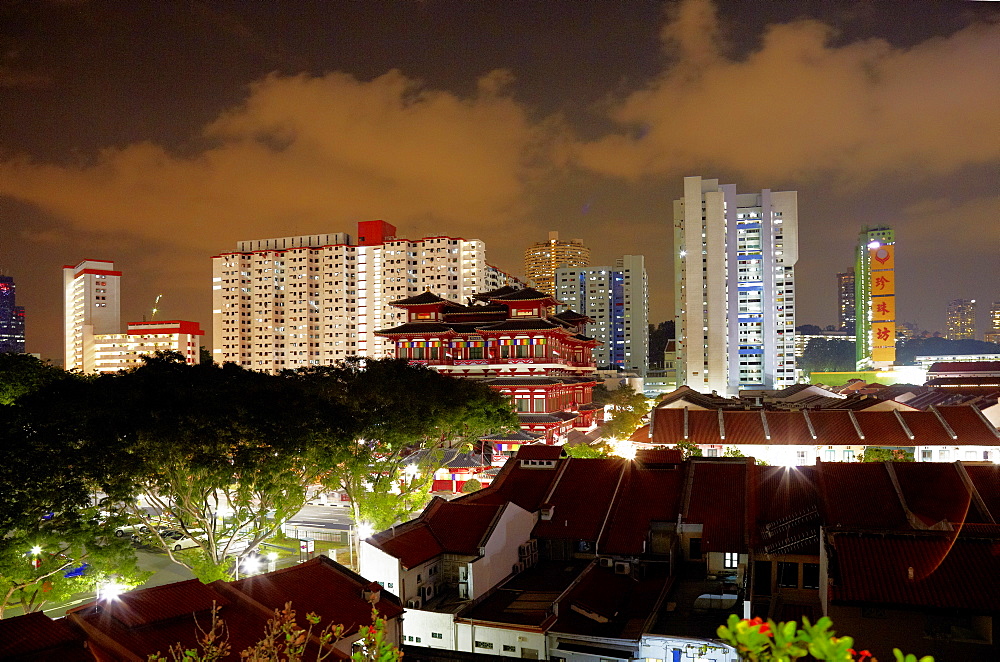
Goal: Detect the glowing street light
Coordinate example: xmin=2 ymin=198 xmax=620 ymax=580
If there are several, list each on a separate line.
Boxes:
xmin=357 ymin=522 xmax=374 ymax=540
xmin=241 ymin=555 xmax=262 ymax=576
xmin=30 ymin=545 xmax=42 ymax=556
xmin=97 ymin=579 xmax=127 ymax=601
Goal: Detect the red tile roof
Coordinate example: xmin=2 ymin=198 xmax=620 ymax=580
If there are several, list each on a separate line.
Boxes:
xmin=684 ymin=460 xmax=748 ymax=552
xmin=891 ymin=463 xmax=984 ymax=527
xmin=815 ymin=462 xmax=909 ymax=530
xmin=598 ymin=463 xmax=684 ymax=555
xmin=226 ymin=556 xmax=403 ymax=633
xmin=830 ymin=532 xmax=1000 ymax=610
xmin=642 ymin=406 xmax=998 ymax=447
xmin=68 ymin=579 xmax=270 ymax=661
xmin=965 ymin=464 xmax=1000 ymax=518
xmin=533 ymin=459 xmax=627 ymax=542
xmin=462 ymin=453 xmax=562 ymax=511
xmin=935 ymin=405 xmax=1000 ymax=445
xmin=0 ymin=611 xmax=92 ymax=661
xmin=370 ymin=521 xmax=444 ymax=568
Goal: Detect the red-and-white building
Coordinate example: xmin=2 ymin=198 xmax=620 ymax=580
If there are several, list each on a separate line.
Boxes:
xmin=375 ymin=287 xmax=603 ymax=455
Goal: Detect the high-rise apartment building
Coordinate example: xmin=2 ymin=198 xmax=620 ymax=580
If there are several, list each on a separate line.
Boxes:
xmin=212 ymin=220 xmax=490 ymax=371
xmin=64 ymin=259 xmax=201 ymax=372
xmin=555 ymin=255 xmax=648 ymax=375
xmin=986 ymin=302 xmax=1000 ymax=345
xmin=0 ymin=275 xmax=25 ymax=353
xmin=64 ymin=259 xmax=122 ymax=371
xmin=837 ymin=269 xmax=855 ymax=331
xmin=673 ymin=176 xmax=798 ymax=396
xmin=854 ymin=227 xmax=896 ymax=368
xmin=946 ymin=299 xmax=977 ymax=340
xmin=524 ymin=231 xmax=590 ymax=298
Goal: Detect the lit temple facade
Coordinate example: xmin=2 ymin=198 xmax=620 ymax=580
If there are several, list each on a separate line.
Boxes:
xmin=375 ymin=287 xmax=602 ymax=454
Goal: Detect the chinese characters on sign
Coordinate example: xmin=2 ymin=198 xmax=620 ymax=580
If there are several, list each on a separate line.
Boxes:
xmin=869 ymin=244 xmax=896 ymax=363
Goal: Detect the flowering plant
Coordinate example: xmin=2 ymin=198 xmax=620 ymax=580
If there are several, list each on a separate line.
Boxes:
xmin=717 ymin=614 xmax=932 ymax=662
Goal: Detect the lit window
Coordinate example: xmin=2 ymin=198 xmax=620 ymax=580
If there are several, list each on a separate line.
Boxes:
xmin=724 ymin=552 xmax=739 ymax=569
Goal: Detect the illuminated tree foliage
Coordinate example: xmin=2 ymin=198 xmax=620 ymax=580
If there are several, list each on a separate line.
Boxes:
xmin=294 ymin=358 xmax=517 ymax=530
xmin=0 ymin=382 xmax=147 ymax=618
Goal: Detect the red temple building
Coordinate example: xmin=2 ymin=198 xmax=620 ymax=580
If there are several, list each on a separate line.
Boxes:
xmin=376 ymin=287 xmax=603 ymax=460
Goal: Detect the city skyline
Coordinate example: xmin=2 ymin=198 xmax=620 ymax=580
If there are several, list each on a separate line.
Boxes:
xmin=1 ymin=0 xmax=997 ymax=361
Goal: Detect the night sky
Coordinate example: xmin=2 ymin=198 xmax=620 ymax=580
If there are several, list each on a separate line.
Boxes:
xmin=1 ymin=0 xmax=997 ymax=362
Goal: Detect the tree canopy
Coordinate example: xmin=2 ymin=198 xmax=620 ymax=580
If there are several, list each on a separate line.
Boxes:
xmin=799 ymin=339 xmax=856 ymax=375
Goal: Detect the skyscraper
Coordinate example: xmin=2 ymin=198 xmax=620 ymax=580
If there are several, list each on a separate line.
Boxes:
xmin=64 ymin=259 xmax=202 ymax=372
xmin=212 ymin=220 xmax=491 ymax=371
xmin=854 ymin=227 xmax=896 ymax=368
xmin=673 ymin=176 xmax=798 ymax=395
xmin=523 ymin=231 xmax=590 ymax=298
xmin=986 ymin=302 xmax=1000 ymax=345
xmin=946 ymin=299 xmax=977 ymax=340
xmin=63 ymin=259 xmax=122 ymax=371
xmin=837 ymin=269 xmax=855 ymax=331
xmin=555 ymin=255 xmax=649 ymax=375
xmin=0 ymin=275 xmax=25 ymax=353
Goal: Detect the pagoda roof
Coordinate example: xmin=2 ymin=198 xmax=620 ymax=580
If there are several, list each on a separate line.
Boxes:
xmin=474 ymin=286 xmax=521 ymax=301
xmin=390 ymin=291 xmax=463 ymax=307
xmin=478 ymin=319 xmax=564 ymax=332
xmin=480 ymin=429 xmax=545 ymax=442
xmin=375 ymin=322 xmax=455 ymax=335
xmin=552 ymin=309 xmax=593 ymax=323
xmin=488 ymin=287 xmax=559 ymax=304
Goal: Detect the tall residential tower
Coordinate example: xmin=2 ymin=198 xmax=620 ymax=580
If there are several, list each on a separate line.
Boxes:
xmin=212 ymin=220 xmax=491 ymax=371
xmin=837 ymin=269 xmax=856 ymax=331
xmin=555 ymin=255 xmax=649 ymax=375
xmin=946 ymin=299 xmax=977 ymax=340
xmin=523 ymin=231 xmax=590 ymax=298
xmin=673 ymin=176 xmax=798 ymax=396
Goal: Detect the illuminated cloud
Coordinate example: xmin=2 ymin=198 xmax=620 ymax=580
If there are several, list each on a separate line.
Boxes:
xmin=0 ymin=69 xmax=557 ymax=252
xmin=576 ymin=0 xmax=1000 ymax=184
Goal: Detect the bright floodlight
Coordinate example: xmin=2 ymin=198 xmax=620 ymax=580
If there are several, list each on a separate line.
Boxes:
xmin=679 ymin=250 xmax=687 ymax=258
xmin=266 ymin=552 xmax=278 ymax=562
xmin=608 ymin=438 xmax=637 ymax=461
xmin=357 ymin=522 xmax=375 ymax=540
xmin=97 ymin=580 xmax=126 ymax=601
xmin=241 ymin=556 xmax=262 ymax=575
xmin=867 ymin=240 xmax=881 ymax=249
xmin=30 ymin=545 xmax=42 ymax=555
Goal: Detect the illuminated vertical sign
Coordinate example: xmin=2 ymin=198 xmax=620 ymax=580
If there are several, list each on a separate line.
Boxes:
xmin=869 ymin=244 xmax=895 ymax=364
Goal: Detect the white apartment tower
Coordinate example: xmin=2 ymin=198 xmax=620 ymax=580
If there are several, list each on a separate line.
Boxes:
xmin=63 ymin=259 xmax=202 ymax=372
xmin=211 ymin=220 xmax=489 ymax=371
xmin=555 ymin=255 xmax=649 ymax=375
xmin=673 ymin=176 xmax=798 ymax=396
xmin=63 ymin=259 xmax=122 ymax=371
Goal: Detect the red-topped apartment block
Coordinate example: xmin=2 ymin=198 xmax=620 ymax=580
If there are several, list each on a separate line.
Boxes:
xmin=376 ymin=287 xmax=603 ymax=452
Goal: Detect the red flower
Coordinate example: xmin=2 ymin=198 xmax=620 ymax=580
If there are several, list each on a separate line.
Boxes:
xmin=741 ymin=617 xmax=772 ymax=636
xmin=849 ymin=650 xmax=872 ymax=661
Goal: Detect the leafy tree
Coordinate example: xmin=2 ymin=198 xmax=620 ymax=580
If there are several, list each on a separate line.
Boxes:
xmin=599 ymin=384 xmax=650 ymax=441
xmin=461 ymin=478 xmax=483 ymax=493
xmin=800 ymin=339 xmax=856 ymax=375
xmin=795 ymin=324 xmax=825 ymax=336
xmin=85 ymin=354 xmax=348 ymax=582
xmin=0 ymin=384 xmax=147 ymax=617
xmin=673 ymin=439 xmax=703 ymax=460
xmin=0 ymin=353 xmax=72 ymax=405
xmin=723 ymin=446 xmax=745 ymax=457
xmin=564 ymin=443 xmax=609 ymax=458
xmin=858 ymin=447 xmax=914 ymax=463
xmin=297 ymin=358 xmax=517 ymax=530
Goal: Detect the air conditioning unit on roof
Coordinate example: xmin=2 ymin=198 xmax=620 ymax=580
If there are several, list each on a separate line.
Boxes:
xmin=614 ymin=561 xmax=630 ymax=575
xmin=599 ymin=557 xmax=614 ymax=568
